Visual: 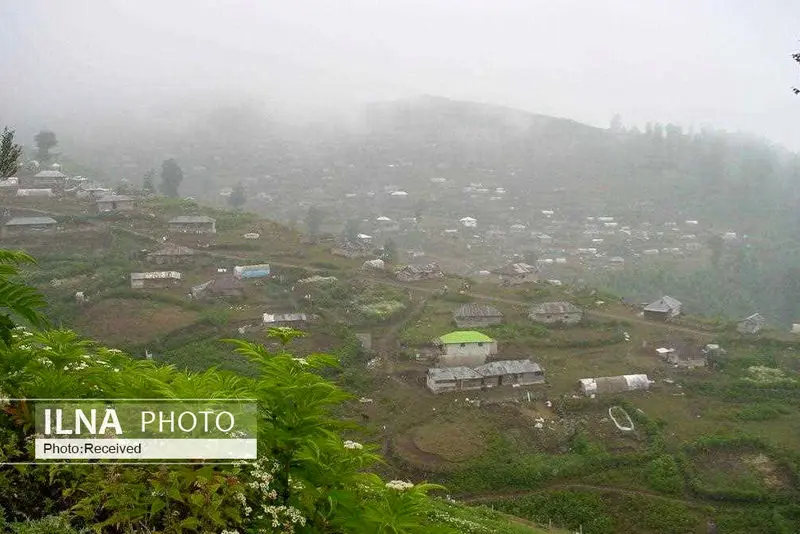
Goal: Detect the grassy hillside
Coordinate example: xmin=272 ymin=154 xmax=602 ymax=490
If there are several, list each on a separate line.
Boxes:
xmin=9 ymin=196 xmax=800 ymax=534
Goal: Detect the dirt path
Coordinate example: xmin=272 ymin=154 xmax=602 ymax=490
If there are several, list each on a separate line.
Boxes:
xmin=457 ymin=482 xmax=711 ymax=510
xmin=374 ymin=295 xmax=429 ymax=374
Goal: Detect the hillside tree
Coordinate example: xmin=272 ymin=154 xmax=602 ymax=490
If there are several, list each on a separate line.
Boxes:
xmin=33 ymin=130 xmax=57 ymax=162
xmin=159 ymin=158 xmax=183 ymax=198
xmin=344 ymin=218 xmax=361 ymax=241
xmin=382 ymin=238 xmax=398 ymax=262
xmin=228 ymin=181 xmax=246 ymax=209
xmin=305 ymin=206 xmax=323 ymax=235
xmin=142 ymin=169 xmax=155 ymax=194
xmin=0 ymin=127 xmax=23 ymax=178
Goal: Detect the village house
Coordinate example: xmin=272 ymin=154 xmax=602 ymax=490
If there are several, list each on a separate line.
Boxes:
xmin=433 ymin=330 xmax=497 ymax=367
xmin=146 ymin=244 xmax=195 ymax=265
xmin=190 ymin=274 xmax=244 ymax=299
xmin=1 ymin=216 xmax=58 ymax=237
xmin=473 ymin=359 xmax=545 ymax=387
xmin=233 ymin=264 xmax=271 ymax=279
xmin=168 ymin=215 xmax=216 ymax=234
xmin=654 ymin=339 xmax=707 ymax=368
xmin=453 ymin=303 xmax=503 ymax=328
xmin=396 ymin=262 xmax=443 ymax=282
xmin=130 ymin=271 xmax=181 ymax=289
xmin=492 ymin=262 xmax=538 ymax=285
xmin=331 ymin=240 xmax=373 ymax=258
xmin=578 ymin=374 xmax=651 ymax=396
xmin=95 ymin=194 xmax=135 ymax=212
xmin=22 ymin=170 xmax=67 ymax=190
xmin=262 ymin=313 xmax=309 ymax=325
xmin=16 ymin=188 xmax=54 ymax=198
xmin=643 ymin=296 xmax=682 ymax=321
xmin=528 ymin=301 xmax=583 ymax=325
xmin=0 ymin=177 xmax=18 ymax=196
xmin=737 ymin=313 xmax=766 ymax=335
xmin=426 ymin=367 xmax=484 ymax=394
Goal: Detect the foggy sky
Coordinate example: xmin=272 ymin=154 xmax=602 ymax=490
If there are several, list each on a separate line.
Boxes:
xmin=2 ymin=0 xmax=799 ymax=150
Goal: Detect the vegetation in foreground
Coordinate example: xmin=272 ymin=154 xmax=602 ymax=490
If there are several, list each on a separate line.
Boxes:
xmin=0 ymin=249 xmax=547 ymax=533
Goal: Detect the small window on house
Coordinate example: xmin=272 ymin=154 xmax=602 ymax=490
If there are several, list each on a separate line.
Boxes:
xmin=460 ymin=343 xmax=466 ymax=348
xmin=546 ymin=315 xmax=552 ymax=319
xmin=477 ymin=342 xmax=483 ymax=347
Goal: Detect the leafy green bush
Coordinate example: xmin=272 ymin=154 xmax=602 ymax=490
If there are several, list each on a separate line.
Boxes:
xmin=733 ymin=403 xmax=791 ymax=421
xmin=487 ymin=491 xmax=614 ymax=534
xmin=644 ymin=454 xmax=684 ymax=495
xmin=5 ymin=514 xmax=85 ymax=534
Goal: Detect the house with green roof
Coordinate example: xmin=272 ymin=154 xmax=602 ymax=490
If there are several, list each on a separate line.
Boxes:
xmin=433 ymin=330 xmax=497 ymax=367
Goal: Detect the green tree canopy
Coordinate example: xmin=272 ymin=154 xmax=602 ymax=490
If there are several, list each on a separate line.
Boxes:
xmin=228 ymin=181 xmax=246 ymax=209
xmin=142 ymin=169 xmax=155 ymax=194
xmin=0 ymin=128 xmax=23 ymax=178
xmin=33 ymin=130 xmax=57 ymax=162
xmin=159 ymin=158 xmax=184 ymax=198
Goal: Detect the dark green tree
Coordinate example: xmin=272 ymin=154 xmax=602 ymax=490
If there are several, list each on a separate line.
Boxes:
xmin=343 ymin=218 xmax=361 ymax=241
xmin=0 ymin=128 xmax=23 ymax=178
xmin=33 ymin=130 xmax=57 ymax=162
xmin=159 ymin=158 xmax=183 ymax=198
xmin=142 ymin=169 xmax=155 ymax=194
xmin=305 ymin=206 xmax=323 ymax=235
xmin=707 ymin=235 xmax=724 ymax=268
xmin=382 ymin=238 xmax=397 ymax=262
xmin=228 ymin=182 xmax=246 ymax=209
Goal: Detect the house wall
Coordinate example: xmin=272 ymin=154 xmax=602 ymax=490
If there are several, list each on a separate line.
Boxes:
xmin=2 ymin=224 xmax=57 ymax=237
xmin=454 ymin=316 xmax=502 ymax=328
xmin=168 ymin=222 xmax=216 ymax=234
xmin=97 ymin=200 xmax=135 ymax=212
xmin=460 ymin=378 xmax=484 ymax=391
xmin=644 ymin=309 xmax=669 ymax=321
xmin=531 ymin=311 xmax=582 ymax=325
xmin=427 ymin=376 xmax=456 ymax=394
xmin=517 ymin=372 xmax=546 ymax=385
xmin=131 ymin=279 xmax=179 ymax=289
xmin=481 ymin=375 xmax=501 ymax=387
xmin=439 ymin=352 xmax=488 ymax=368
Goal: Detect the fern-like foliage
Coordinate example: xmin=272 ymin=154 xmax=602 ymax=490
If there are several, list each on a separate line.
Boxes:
xmin=0 ymin=249 xmax=48 ymax=345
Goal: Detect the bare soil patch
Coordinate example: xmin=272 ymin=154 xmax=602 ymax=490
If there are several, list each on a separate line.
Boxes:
xmin=692 ymin=449 xmax=792 ymax=492
xmin=75 ymin=298 xmax=200 ymax=346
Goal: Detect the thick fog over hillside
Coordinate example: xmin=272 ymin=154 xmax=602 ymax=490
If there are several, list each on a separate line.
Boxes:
xmin=2 ymin=0 xmax=799 ymax=150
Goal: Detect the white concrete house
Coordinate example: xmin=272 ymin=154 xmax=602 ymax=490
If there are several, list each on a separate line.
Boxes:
xmin=433 ymin=331 xmax=497 ymax=368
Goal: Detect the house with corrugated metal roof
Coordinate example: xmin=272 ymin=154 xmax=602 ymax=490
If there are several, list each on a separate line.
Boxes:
xmin=233 ymin=264 xmax=271 ymax=280
xmin=528 ymin=301 xmax=583 ymax=325
xmin=474 ymin=359 xmax=544 ymax=387
xmin=262 ymin=313 xmax=309 ymax=325
xmin=578 ymin=374 xmax=651 ymax=395
xmin=190 ymin=274 xmax=244 ymax=299
xmin=2 ymin=216 xmax=58 ymax=237
xmin=22 ymin=170 xmax=67 ymax=190
xmin=95 ymin=194 xmax=135 ymax=212
xmin=737 ymin=313 xmax=766 ymax=335
xmin=453 ymin=303 xmax=503 ymax=328
xmin=426 ymin=367 xmax=484 ymax=394
xmin=146 ymin=244 xmax=195 ymax=265
xmin=396 ymin=262 xmax=443 ymax=282
xmin=130 ymin=271 xmax=181 ymax=289
xmin=491 ymin=262 xmax=538 ymax=285
xmin=643 ymin=296 xmax=682 ymax=321
xmin=433 ymin=330 xmax=497 ymax=367
xmin=168 ymin=215 xmax=216 ymax=234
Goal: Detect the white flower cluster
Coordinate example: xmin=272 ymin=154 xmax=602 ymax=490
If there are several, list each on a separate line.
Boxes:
xmin=262 ymin=505 xmax=306 ymax=531
xmin=0 ymin=390 xmax=9 ymax=408
xmin=343 ymin=440 xmax=363 ymax=450
xmin=385 ymin=480 xmax=414 ymax=491
xmin=219 ymin=530 xmax=240 ymax=534
xmin=63 ymin=362 xmax=89 ymax=371
xmin=228 ymin=430 xmax=249 ymax=439
xmin=288 ymin=476 xmax=304 ymax=491
xmin=291 ymin=357 xmax=308 ymax=365
xmin=427 ymin=510 xmax=492 ymax=534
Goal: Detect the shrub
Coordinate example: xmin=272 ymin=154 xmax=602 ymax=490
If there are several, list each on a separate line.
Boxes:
xmin=644 ymin=454 xmax=684 ymax=495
